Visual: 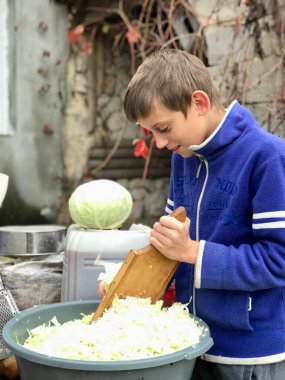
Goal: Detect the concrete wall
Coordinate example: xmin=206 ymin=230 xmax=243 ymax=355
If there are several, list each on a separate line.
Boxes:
xmin=0 ymin=0 xmax=69 ymax=225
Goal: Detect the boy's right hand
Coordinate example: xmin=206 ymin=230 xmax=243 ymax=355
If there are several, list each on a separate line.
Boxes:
xmin=150 ymin=215 xmax=199 ymax=264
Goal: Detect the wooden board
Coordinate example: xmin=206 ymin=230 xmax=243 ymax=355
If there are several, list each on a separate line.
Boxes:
xmin=92 ymin=206 xmax=186 ymax=321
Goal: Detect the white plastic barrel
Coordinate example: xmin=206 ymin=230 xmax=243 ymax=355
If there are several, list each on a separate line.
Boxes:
xmin=61 ymin=225 xmax=150 ymax=302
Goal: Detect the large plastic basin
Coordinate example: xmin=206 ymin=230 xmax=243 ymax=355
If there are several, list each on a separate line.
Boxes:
xmin=3 ymin=300 xmax=213 ymax=380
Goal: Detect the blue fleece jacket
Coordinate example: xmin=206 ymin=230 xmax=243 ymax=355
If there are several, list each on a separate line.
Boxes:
xmin=165 ymin=100 xmax=285 ymax=364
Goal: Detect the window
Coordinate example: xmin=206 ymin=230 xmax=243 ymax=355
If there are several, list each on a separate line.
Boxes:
xmin=0 ymin=0 xmax=11 ymax=135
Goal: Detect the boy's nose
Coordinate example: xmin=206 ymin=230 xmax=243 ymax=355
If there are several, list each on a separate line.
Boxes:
xmin=154 ymin=136 xmax=168 ymax=150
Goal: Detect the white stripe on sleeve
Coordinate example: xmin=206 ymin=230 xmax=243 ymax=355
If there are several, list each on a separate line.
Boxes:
xmin=253 ymin=211 xmax=285 ymax=219
xmin=253 ymin=221 xmax=285 ymax=229
xmin=167 ymin=198 xmax=174 ymax=206
xmin=165 ymin=206 xmax=172 ymax=214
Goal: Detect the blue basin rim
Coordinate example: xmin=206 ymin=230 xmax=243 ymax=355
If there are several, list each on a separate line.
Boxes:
xmin=3 ymin=300 xmax=213 ymax=371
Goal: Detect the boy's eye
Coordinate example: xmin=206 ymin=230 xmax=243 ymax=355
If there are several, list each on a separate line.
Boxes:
xmin=159 ymin=126 xmax=169 ymax=134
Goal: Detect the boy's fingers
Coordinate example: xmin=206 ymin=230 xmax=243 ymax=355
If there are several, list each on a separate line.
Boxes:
xmin=152 ymin=221 xmax=170 ymax=237
xmin=159 ymin=215 xmax=188 ymax=230
xmin=159 ymin=215 xmax=179 ymax=228
xmin=185 ymin=217 xmax=191 ymax=229
xmin=151 ymin=216 xmax=191 ymax=249
xmin=151 ymin=229 xmax=171 ymax=245
xmin=150 ymin=235 xmax=170 ymax=252
xmin=151 ymin=222 xmax=175 ymax=240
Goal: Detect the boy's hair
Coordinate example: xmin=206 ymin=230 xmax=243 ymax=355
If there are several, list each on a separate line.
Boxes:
xmin=124 ymin=48 xmax=221 ymax=122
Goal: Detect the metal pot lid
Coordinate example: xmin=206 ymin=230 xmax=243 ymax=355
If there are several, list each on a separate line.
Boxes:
xmin=0 ymin=225 xmax=66 ymax=256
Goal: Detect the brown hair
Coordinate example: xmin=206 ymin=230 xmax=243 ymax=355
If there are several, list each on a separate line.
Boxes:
xmin=124 ymin=48 xmax=221 ymax=122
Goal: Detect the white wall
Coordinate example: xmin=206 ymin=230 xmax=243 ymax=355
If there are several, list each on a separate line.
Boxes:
xmin=0 ymin=0 xmax=69 ymax=224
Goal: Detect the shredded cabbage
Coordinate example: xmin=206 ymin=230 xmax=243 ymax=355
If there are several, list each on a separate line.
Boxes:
xmin=23 ymin=297 xmax=205 ymax=361
xmin=95 ymin=257 xmax=123 ymax=292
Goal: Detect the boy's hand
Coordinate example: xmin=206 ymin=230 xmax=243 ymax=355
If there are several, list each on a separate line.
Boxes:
xmin=98 ymin=280 xmax=106 ymax=299
xmin=150 ymin=216 xmax=199 ymax=264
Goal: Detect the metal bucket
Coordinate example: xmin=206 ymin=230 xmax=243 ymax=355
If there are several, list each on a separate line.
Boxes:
xmin=3 ymin=300 xmax=213 ymax=380
xmin=0 ymin=225 xmax=66 ymax=256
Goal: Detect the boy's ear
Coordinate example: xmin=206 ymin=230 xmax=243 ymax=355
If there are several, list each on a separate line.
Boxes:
xmin=191 ymin=91 xmax=210 ymax=115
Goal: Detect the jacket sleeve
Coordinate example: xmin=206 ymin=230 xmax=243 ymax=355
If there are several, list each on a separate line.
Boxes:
xmin=195 ymin=153 xmax=285 ymax=291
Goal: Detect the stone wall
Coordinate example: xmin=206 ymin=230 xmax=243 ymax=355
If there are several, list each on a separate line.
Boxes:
xmin=200 ymin=0 xmax=285 ymax=137
xmin=60 ymin=0 xmax=285 ymax=227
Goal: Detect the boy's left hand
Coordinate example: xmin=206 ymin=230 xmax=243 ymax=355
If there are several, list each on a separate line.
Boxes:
xmin=150 ymin=215 xmax=199 ymax=264
xmin=98 ymin=280 xmax=106 ymax=299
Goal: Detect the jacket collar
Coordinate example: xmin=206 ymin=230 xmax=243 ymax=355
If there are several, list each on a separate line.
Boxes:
xmin=188 ymin=100 xmax=256 ymax=159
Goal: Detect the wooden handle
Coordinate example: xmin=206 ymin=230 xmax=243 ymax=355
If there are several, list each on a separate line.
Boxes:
xmin=168 ymin=206 xmax=186 ymax=223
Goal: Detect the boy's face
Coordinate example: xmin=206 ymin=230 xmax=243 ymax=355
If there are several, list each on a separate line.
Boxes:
xmin=137 ymin=100 xmax=209 ymax=158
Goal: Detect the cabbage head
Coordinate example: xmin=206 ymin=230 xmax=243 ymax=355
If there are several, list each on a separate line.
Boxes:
xmin=69 ymin=180 xmax=133 ymax=229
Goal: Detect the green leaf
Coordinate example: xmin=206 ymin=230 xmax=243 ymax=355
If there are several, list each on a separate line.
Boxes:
xmin=101 ymin=24 xmax=109 ymax=34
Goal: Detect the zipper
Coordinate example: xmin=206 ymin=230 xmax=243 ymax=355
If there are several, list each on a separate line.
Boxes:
xmin=196 ymin=159 xmax=203 ymax=179
xmin=195 ymin=155 xmax=208 ymax=241
xmin=248 ymin=297 xmax=252 ymax=311
xmin=193 ymin=155 xmax=209 ymax=315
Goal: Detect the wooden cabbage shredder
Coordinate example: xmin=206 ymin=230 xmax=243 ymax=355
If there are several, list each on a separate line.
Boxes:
xmin=92 ymin=206 xmax=186 ymax=321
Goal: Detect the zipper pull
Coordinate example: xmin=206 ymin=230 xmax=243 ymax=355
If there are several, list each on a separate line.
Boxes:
xmin=248 ymin=297 xmax=252 ymax=311
xmin=196 ymin=156 xmax=205 ymax=178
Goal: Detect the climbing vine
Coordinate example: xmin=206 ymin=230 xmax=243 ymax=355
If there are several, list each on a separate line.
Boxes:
xmin=56 ymin=0 xmax=285 ymax=171
xmin=56 ymin=0 xmax=207 ymax=70
xmin=53 ymin=0 xmax=208 ymax=187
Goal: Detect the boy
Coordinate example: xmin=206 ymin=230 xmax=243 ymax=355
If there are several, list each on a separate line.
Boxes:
xmin=123 ymin=48 xmax=285 ymax=380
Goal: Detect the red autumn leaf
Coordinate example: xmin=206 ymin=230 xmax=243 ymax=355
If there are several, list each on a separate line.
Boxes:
xmin=133 ymin=139 xmax=149 ymax=159
xmin=67 ymin=24 xmax=84 ymax=44
xmin=142 ymin=127 xmax=152 ymax=136
xmin=126 ymin=26 xmax=141 ymax=44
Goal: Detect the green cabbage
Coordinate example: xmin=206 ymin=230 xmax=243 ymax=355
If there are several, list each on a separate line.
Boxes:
xmin=23 ymin=297 xmax=205 ymax=361
xmin=69 ymin=180 xmax=133 ymax=229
